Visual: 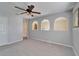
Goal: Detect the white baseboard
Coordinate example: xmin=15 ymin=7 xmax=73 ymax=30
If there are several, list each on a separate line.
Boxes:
xmin=0 ymin=39 xmax=23 ymax=47
xmin=31 ymin=37 xmax=72 ymax=48
xmin=0 ymin=42 xmax=8 ymax=46
xmin=72 ymin=46 xmax=79 ymax=56
xmin=7 ymin=39 xmax=23 ymax=45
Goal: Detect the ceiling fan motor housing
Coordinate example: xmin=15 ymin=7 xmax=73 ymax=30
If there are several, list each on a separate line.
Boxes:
xmin=26 ymin=9 xmax=32 ymax=13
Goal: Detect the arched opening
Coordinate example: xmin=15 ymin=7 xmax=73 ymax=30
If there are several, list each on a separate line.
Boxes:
xmin=54 ymin=17 xmax=68 ymax=31
xmin=73 ymin=10 xmax=79 ymax=27
xmin=32 ymin=21 xmax=38 ymax=31
xmin=41 ymin=19 xmax=50 ymax=31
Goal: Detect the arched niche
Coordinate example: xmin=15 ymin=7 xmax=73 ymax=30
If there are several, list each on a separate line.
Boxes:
xmin=32 ymin=21 xmax=38 ymax=31
xmin=54 ymin=17 xmax=68 ymax=31
xmin=41 ymin=19 xmax=50 ymax=31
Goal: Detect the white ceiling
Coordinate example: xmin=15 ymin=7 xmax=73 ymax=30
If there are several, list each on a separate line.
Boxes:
xmin=0 ymin=2 xmax=76 ymax=18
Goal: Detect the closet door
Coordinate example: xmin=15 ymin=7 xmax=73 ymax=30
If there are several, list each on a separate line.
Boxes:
xmin=0 ymin=17 xmax=8 ymax=45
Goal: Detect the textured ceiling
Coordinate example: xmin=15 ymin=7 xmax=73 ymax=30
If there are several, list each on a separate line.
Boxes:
xmin=0 ymin=2 xmax=76 ymax=18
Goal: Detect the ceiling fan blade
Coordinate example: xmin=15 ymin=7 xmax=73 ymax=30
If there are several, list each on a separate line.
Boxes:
xmin=20 ymin=12 xmax=27 ymax=14
xmin=14 ymin=6 xmax=26 ymax=11
xmin=32 ymin=11 xmax=41 ymax=14
xmin=16 ymin=12 xmax=27 ymax=15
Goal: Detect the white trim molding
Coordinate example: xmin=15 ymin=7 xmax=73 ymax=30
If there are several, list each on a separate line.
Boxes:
xmin=30 ymin=36 xmax=72 ymax=48
xmin=0 ymin=39 xmax=23 ymax=47
xmin=72 ymin=46 xmax=79 ymax=56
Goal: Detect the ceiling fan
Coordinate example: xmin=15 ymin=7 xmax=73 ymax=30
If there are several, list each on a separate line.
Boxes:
xmin=14 ymin=5 xmax=41 ymax=17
